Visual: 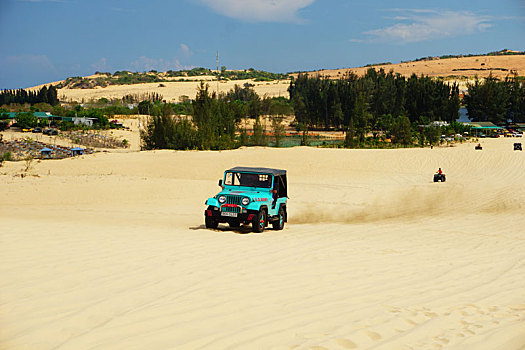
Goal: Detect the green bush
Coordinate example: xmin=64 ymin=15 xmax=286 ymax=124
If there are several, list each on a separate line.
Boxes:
xmin=141 ymin=116 xmax=199 ymax=150
xmin=1 ymin=151 xmax=13 ymax=162
xmin=15 ymin=112 xmax=38 ymax=128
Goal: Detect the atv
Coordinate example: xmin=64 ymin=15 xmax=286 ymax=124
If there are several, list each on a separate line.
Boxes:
xmin=433 ymin=173 xmax=446 ymax=182
xmin=204 ymin=167 xmax=287 ymax=233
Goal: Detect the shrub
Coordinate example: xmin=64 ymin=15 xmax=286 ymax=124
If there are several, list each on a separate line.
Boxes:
xmin=1 ymin=151 xmax=13 ymax=162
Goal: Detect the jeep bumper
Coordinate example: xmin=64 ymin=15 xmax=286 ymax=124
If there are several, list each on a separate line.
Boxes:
xmin=204 ymin=206 xmax=256 ymax=223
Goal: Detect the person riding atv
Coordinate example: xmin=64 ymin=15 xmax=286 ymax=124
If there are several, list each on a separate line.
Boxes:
xmin=434 ymin=168 xmax=446 ymax=182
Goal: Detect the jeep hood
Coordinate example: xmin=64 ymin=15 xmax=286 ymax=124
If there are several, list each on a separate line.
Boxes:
xmin=219 ymin=189 xmax=271 ymax=197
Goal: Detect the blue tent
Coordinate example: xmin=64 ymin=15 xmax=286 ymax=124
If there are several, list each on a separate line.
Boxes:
xmin=70 ymin=147 xmax=84 ymax=156
xmin=40 ymin=147 xmax=53 ymax=158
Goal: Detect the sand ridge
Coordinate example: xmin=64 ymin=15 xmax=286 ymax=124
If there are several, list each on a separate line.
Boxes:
xmin=1 ymin=138 xmax=524 ymax=349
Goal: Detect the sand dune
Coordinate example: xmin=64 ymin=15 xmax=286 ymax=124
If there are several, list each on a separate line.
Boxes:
xmin=308 ymin=54 xmax=525 ymax=80
xmin=1 ymin=138 xmax=524 ymax=349
xmin=58 ymin=79 xmax=291 ymax=103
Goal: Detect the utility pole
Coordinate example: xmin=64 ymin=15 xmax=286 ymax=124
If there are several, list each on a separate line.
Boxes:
xmin=216 ymin=51 xmax=219 ymax=98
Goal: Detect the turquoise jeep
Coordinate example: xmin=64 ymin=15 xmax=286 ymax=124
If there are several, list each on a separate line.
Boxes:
xmin=204 ymin=167 xmax=287 ymax=232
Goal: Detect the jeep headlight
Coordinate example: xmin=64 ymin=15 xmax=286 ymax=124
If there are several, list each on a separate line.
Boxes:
xmin=242 ymin=197 xmax=250 ymax=206
xmin=218 ymin=195 xmax=226 ymax=204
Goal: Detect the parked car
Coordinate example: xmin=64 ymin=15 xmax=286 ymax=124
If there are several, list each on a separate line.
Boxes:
xmin=32 ymin=127 xmax=42 ymax=133
xmin=43 ymin=128 xmax=58 ymax=135
xmin=204 ymin=167 xmax=288 ymax=232
xmin=21 ymin=128 xmax=32 ymax=132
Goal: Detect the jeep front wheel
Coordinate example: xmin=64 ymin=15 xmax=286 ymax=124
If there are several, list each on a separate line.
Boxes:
xmin=252 ymin=209 xmax=267 ymax=233
xmin=229 ymin=221 xmax=241 ymax=229
xmin=205 ymin=216 xmax=218 ymax=229
xmin=272 ymin=207 xmax=285 ymax=230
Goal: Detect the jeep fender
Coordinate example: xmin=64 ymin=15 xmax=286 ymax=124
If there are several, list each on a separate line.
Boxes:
xmin=247 ymin=205 xmax=268 ymax=227
xmin=246 ymin=205 xmax=268 ymax=215
xmin=206 ymin=198 xmax=219 ymax=207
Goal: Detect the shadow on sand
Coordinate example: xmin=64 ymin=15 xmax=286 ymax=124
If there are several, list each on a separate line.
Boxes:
xmin=189 ymin=224 xmax=253 ymax=234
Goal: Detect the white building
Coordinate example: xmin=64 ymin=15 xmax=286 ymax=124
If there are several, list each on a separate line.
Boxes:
xmin=72 ymin=117 xmax=98 ymax=127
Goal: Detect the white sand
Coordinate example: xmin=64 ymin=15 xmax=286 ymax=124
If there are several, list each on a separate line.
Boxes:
xmin=1 ymin=138 xmax=524 ymax=349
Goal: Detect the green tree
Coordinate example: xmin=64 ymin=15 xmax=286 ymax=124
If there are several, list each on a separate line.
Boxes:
xmin=251 ymin=116 xmax=267 ymax=146
xmin=351 ymin=92 xmax=371 ymax=143
xmin=465 ymin=75 xmax=508 ymax=124
xmin=425 ymin=125 xmax=441 ymax=146
xmin=138 ymin=100 xmax=153 ymax=115
xmin=192 ymin=82 xmax=237 ymax=150
xmin=161 ymin=103 xmax=173 ymax=117
xmin=84 ymin=109 xmax=108 ymax=127
xmin=15 ymin=112 xmax=38 ymax=128
xmin=193 ymin=82 xmax=217 ymax=149
xmin=271 ymin=115 xmax=285 ymax=147
xmin=141 ymin=115 xmax=198 ymax=150
xmin=344 ymin=119 xmax=356 ymax=148
xmin=391 ymin=115 xmax=412 ymax=146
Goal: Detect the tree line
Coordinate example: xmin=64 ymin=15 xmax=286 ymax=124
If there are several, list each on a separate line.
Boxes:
xmin=288 ymin=69 xmax=460 ymax=146
xmin=0 ymin=86 xmax=59 ymax=106
xmin=289 ymin=68 xmax=460 ymax=130
xmin=141 ymin=82 xmax=292 ymax=150
xmin=465 ymin=74 xmax=525 ymax=124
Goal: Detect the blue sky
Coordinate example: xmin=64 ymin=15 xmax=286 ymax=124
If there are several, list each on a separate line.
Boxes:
xmin=1 ymin=0 xmax=524 ymax=89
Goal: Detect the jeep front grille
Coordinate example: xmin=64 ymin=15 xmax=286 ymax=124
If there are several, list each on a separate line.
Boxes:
xmin=226 ymin=195 xmax=243 ymax=206
xmin=221 ymin=206 xmax=241 ymax=213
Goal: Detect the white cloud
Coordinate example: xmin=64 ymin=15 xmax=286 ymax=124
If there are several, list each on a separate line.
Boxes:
xmin=91 ymin=58 xmax=108 ymax=72
xmin=180 ymin=44 xmax=192 ymax=57
xmin=196 ymin=0 xmax=315 ymax=23
xmin=129 ymin=56 xmax=193 ymax=72
xmin=4 ymin=54 xmax=56 ymax=71
xmin=363 ymin=10 xmax=492 ymax=43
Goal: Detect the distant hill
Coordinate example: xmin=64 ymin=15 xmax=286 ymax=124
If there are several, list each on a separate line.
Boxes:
xmin=54 ymin=68 xmax=290 ymax=90
xmin=28 ymin=50 xmax=524 ymax=103
xmin=297 ymin=50 xmax=525 ymax=81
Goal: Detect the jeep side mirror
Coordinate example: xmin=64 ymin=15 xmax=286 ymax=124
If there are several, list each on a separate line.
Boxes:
xmin=218 ymin=179 xmax=223 ymax=187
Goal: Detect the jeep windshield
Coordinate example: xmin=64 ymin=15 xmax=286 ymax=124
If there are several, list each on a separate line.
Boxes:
xmin=224 ymin=172 xmax=272 ymax=188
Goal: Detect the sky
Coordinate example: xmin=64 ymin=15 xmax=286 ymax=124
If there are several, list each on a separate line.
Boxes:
xmin=0 ymin=0 xmax=524 ymax=89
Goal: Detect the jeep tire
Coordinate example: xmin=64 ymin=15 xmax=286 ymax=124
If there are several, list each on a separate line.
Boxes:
xmin=229 ymin=221 xmax=241 ymax=229
xmin=272 ymin=207 xmax=285 ymax=230
xmin=205 ymin=216 xmax=218 ymax=229
xmin=252 ymin=209 xmax=267 ymax=233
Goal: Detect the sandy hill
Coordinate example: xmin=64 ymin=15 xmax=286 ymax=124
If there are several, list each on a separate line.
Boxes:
xmin=28 ymin=53 xmax=525 ymax=103
xmin=303 ymin=54 xmax=525 ymax=80
xmin=57 ymin=79 xmax=292 ymax=104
